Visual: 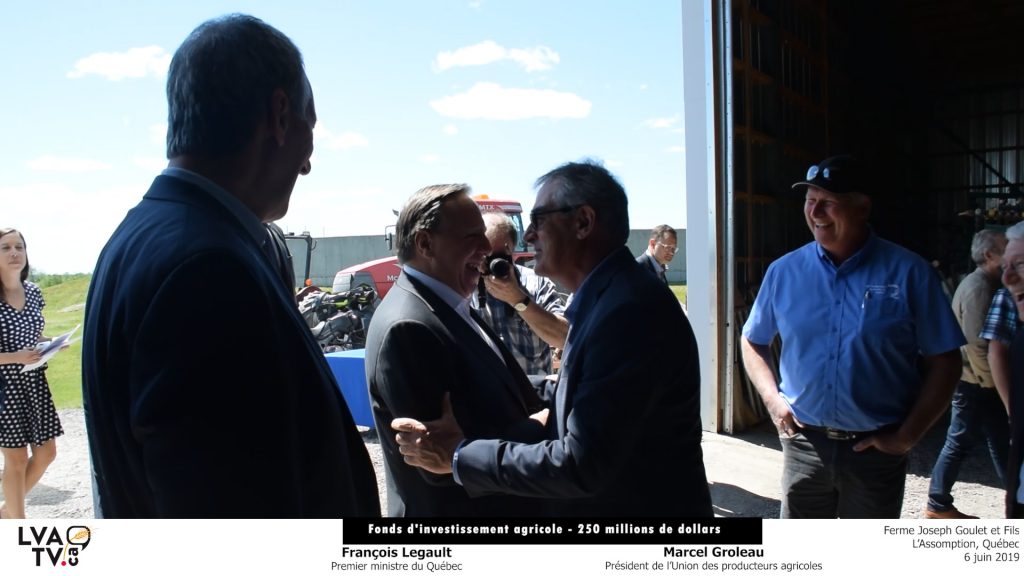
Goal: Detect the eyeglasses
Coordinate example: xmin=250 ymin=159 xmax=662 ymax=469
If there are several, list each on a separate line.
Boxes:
xmin=528 ymin=204 xmax=582 ymax=229
xmin=656 ymin=242 xmax=679 ymax=255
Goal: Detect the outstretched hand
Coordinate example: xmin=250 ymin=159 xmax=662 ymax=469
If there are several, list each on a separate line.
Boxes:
xmin=392 ymin=393 xmax=465 ymax=475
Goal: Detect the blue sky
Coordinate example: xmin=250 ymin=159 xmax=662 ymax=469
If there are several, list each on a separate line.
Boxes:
xmin=2 ymin=0 xmax=686 ymax=273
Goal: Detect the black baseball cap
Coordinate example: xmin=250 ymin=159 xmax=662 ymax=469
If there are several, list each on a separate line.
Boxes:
xmin=792 ymin=155 xmax=865 ymax=196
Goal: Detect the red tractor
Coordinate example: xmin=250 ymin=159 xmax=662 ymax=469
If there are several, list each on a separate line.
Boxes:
xmin=331 ymin=195 xmax=534 ymax=298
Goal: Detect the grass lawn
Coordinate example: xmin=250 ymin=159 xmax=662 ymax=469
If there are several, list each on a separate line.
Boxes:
xmin=40 ymin=276 xmax=89 ymax=408
xmin=35 ymin=277 xmax=687 ymax=409
xmin=669 ymin=284 xmax=687 ymax=305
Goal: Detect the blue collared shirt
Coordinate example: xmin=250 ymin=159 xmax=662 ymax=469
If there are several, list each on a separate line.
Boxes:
xmin=743 ymin=233 xmax=965 ymax=431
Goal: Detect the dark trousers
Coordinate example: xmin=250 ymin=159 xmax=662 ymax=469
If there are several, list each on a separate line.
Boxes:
xmin=780 ymin=429 xmax=907 ymax=518
xmin=927 ymin=382 xmax=1009 ymax=512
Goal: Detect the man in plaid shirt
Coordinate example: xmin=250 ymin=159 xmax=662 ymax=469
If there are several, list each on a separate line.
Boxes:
xmin=472 ymin=212 xmax=568 ymax=376
xmin=980 ymin=286 xmax=1019 ymax=411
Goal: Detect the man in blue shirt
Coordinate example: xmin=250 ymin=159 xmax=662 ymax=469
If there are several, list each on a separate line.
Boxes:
xmin=741 ymin=155 xmax=964 ymax=518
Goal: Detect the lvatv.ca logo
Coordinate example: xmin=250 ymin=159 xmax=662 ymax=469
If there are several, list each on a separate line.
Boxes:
xmin=17 ymin=526 xmax=91 ymax=567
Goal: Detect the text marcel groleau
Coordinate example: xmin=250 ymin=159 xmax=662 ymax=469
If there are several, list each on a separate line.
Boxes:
xmin=342 ymin=517 xmax=762 ymax=546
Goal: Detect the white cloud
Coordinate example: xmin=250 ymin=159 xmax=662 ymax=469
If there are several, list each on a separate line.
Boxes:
xmin=419 ymin=154 xmax=441 ymax=164
xmin=434 ymin=40 xmax=559 ymax=72
xmin=666 ymin=146 xmax=685 ymax=153
xmin=430 ymin=82 xmax=591 ymax=120
xmin=443 ymin=124 xmax=459 ymax=136
xmin=67 ymin=45 xmax=171 ymax=81
xmin=27 ymin=156 xmax=112 ymax=172
xmin=315 ymin=126 xmax=369 ymax=150
xmin=645 ymin=115 xmax=680 ymax=129
xmin=639 ymin=84 xmax=649 ymax=91
xmin=507 ymin=46 xmax=560 ymax=72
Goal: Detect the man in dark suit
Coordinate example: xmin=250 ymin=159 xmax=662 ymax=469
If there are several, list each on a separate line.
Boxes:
xmin=393 ymin=162 xmax=712 ymax=517
xmin=365 ymin=184 xmax=547 ymax=517
xmin=636 ymin=224 xmax=678 ymax=285
xmin=82 ymin=14 xmax=379 ymax=518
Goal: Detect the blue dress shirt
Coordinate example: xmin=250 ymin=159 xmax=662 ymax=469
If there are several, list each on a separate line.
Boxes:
xmin=743 ymin=233 xmax=965 ymax=431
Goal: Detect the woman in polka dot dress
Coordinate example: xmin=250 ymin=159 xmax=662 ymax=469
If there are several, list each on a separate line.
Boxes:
xmin=0 ymin=228 xmax=63 ymax=519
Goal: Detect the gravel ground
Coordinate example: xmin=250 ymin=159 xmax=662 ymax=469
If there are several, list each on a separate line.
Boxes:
xmin=5 ymin=409 xmax=1007 ymax=519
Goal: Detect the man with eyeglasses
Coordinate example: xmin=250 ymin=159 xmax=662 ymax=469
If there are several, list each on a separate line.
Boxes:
xmin=740 ymin=154 xmax=964 ymax=518
xmin=636 ymin=224 xmax=678 ymax=285
xmin=925 ymin=229 xmax=1009 ymax=519
xmin=392 ymin=160 xmax=713 ymax=517
xmin=1000 ymin=221 xmax=1024 ymax=519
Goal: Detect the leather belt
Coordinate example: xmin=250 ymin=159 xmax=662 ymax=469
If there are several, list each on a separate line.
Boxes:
xmin=801 ymin=425 xmax=870 ymax=441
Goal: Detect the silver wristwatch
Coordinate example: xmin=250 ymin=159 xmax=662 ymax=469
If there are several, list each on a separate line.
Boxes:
xmin=513 ymin=295 xmax=530 ymax=312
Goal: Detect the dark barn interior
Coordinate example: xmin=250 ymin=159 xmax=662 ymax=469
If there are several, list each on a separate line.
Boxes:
xmin=728 ymin=0 xmax=1024 ymax=426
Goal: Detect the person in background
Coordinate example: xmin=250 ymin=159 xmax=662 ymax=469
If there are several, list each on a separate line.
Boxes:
xmin=636 ymin=224 xmax=678 ymax=285
xmin=1000 ymin=221 xmax=1024 ymax=518
xmin=926 ymin=229 xmax=1009 ymax=519
xmin=364 ymin=184 xmax=547 ymax=517
xmin=0 ymin=228 xmax=63 ymax=519
xmin=981 ymin=285 xmax=1019 ymax=412
xmin=392 ymin=161 xmax=712 ymax=517
xmin=472 ymin=211 xmax=568 ymax=377
xmin=741 ymin=155 xmax=964 ymax=518
xmin=81 ymin=14 xmax=378 ymax=518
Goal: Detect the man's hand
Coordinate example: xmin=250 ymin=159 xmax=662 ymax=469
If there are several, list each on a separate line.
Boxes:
xmin=391 ymin=393 xmax=465 ymax=475
xmin=853 ymin=430 xmax=914 ymax=455
xmin=483 ymin=274 xmax=528 ymax=306
xmin=530 ymin=407 xmax=549 ymax=427
xmin=766 ymin=395 xmax=801 ymax=438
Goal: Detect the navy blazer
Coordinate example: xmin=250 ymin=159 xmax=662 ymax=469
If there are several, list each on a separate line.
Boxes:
xmin=636 ymin=251 xmax=667 ymax=284
xmin=457 ymin=247 xmax=713 ymax=517
xmin=82 ymin=175 xmax=379 ymax=518
xmin=364 ymin=272 xmax=546 ymax=517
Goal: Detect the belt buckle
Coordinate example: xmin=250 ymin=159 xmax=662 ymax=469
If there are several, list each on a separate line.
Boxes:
xmin=825 ymin=428 xmax=855 ymax=441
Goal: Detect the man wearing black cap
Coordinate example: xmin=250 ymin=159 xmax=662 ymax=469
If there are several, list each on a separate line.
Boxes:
xmin=740 ymin=155 xmax=964 ymax=518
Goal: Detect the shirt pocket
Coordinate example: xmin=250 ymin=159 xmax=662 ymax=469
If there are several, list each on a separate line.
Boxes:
xmin=858 ymin=285 xmax=908 ymax=334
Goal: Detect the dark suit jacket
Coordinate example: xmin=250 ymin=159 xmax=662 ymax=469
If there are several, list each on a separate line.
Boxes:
xmin=457 ymin=247 xmax=713 ymax=517
xmin=1008 ymin=331 xmax=1024 ymax=518
xmin=636 ymin=251 xmax=667 ymax=284
xmin=364 ymin=272 xmax=546 ymax=517
xmin=82 ymin=175 xmax=379 ymax=518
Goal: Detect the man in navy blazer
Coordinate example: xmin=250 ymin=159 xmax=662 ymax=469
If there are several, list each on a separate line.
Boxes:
xmin=393 ymin=162 xmax=712 ymax=517
xmin=82 ymin=15 xmax=379 ymax=518
xmin=636 ymin=224 xmax=678 ymax=285
xmin=365 ymin=184 xmax=547 ymax=517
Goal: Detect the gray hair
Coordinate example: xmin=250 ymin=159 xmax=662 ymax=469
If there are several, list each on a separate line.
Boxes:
xmin=650 ymin=224 xmax=677 ymax=243
xmin=483 ymin=211 xmax=518 ymax=247
xmin=166 ymin=14 xmax=309 ymax=158
xmin=534 ymin=159 xmax=629 ymax=244
xmin=1006 ymin=221 xmax=1024 ymax=242
xmin=970 ymin=229 xmax=1005 ymax=266
xmin=395 ymin=184 xmax=471 ymax=263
